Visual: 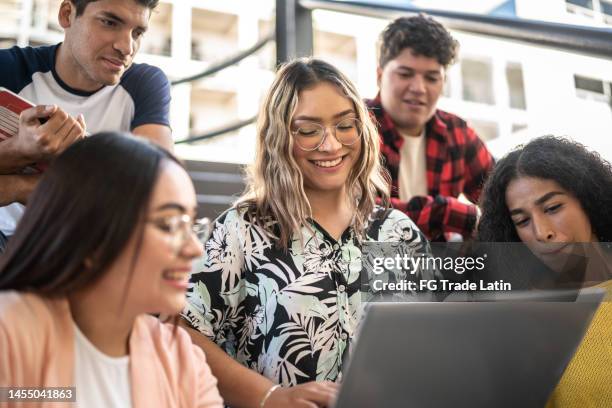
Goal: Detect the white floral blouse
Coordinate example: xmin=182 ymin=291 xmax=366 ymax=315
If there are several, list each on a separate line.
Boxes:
xmin=183 ymin=206 xmax=432 ymax=386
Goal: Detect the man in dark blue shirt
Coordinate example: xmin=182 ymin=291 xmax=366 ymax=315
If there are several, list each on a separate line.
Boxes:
xmin=0 ymin=0 xmax=172 ymax=244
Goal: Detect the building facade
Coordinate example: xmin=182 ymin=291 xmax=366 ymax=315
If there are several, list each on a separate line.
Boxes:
xmin=1 ymin=0 xmax=611 ymax=162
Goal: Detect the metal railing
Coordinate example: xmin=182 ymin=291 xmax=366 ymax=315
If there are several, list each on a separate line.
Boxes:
xmin=176 ymin=0 xmax=612 ymax=145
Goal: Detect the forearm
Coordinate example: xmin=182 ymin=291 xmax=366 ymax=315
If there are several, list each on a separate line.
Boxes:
xmin=180 ymin=320 xmax=274 ymax=408
xmin=0 ymin=139 xmax=36 ymax=174
xmin=132 ymin=125 xmax=174 ymax=152
xmin=0 ymin=174 xmax=40 ymax=206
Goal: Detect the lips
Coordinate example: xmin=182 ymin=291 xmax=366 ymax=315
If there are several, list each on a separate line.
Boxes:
xmin=102 ymin=57 xmax=127 ymax=70
xmin=538 ymin=243 xmax=569 ymax=256
xmin=310 ymin=155 xmax=347 ymax=169
xmin=312 ymin=156 xmax=343 ymax=168
xmin=162 ymin=268 xmax=191 ymax=289
xmin=403 ymin=99 xmax=426 ymax=107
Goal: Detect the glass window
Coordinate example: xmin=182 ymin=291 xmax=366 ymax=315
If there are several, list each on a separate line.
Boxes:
xmin=506 ymin=63 xmax=527 ymax=110
xmin=574 ymin=75 xmax=605 ymax=94
xmin=566 ymin=0 xmax=594 ymax=9
xmin=139 ymin=2 xmax=172 ymax=57
xmin=461 ymin=59 xmax=495 ymax=105
xmin=601 ymin=1 xmax=612 ymax=15
xmin=192 ymin=9 xmax=239 ymax=62
xmin=512 ymin=124 xmax=528 ymax=134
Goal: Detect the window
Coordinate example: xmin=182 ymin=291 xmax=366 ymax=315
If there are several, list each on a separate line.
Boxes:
xmin=601 ymin=1 xmax=612 ymax=15
xmin=512 ymin=124 xmax=528 ymax=134
xmin=506 ymin=63 xmax=527 ymax=110
xmin=574 ymin=74 xmax=611 ymax=102
xmin=191 ymin=9 xmax=238 ymax=62
xmin=575 ymin=75 xmax=605 ymax=94
xmin=461 ymin=59 xmax=494 ymax=105
xmin=314 ymin=30 xmax=358 ymax=82
xmin=566 ymin=0 xmax=594 ymax=9
xmin=139 ymin=2 xmax=172 ymax=57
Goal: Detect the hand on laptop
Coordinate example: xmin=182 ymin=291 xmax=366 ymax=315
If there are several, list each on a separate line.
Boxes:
xmin=15 ymin=105 xmax=86 ymax=161
xmin=264 ymin=381 xmax=338 ymax=408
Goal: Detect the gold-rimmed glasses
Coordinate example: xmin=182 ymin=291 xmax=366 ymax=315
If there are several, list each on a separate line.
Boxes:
xmin=147 ymin=214 xmax=210 ymax=254
xmin=291 ymin=117 xmax=362 ymax=151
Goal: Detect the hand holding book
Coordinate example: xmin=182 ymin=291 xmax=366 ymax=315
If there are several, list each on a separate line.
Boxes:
xmin=0 ymin=87 xmax=86 ymax=173
xmin=13 ymin=105 xmax=86 ymax=162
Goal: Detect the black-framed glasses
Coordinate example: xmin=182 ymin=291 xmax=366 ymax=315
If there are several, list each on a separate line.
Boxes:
xmin=147 ymin=214 xmax=210 ymax=254
xmin=291 ymin=117 xmax=362 ymax=151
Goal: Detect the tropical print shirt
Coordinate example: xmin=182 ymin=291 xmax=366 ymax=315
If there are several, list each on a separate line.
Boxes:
xmin=183 ymin=206 xmax=433 ymax=386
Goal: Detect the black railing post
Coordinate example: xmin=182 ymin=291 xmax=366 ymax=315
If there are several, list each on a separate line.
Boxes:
xmin=276 ymin=0 xmax=313 ymax=65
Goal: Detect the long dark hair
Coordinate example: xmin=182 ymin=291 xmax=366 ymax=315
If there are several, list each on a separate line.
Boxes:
xmin=0 ymin=132 xmax=179 ymax=295
xmin=478 ymin=136 xmax=612 ymax=242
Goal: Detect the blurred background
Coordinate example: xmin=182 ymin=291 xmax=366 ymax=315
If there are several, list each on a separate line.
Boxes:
xmin=2 ymin=0 xmax=611 ymax=216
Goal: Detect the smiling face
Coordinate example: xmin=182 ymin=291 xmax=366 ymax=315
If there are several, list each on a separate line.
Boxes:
xmin=58 ymin=0 xmax=150 ymax=91
xmin=505 ymin=176 xmax=596 ymax=271
xmin=105 ymin=160 xmax=203 ymax=316
xmin=377 ymin=48 xmax=445 ymax=135
xmin=291 ymin=81 xmax=362 ymax=196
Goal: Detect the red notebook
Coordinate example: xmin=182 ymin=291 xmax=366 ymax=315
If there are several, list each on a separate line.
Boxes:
xmin=0 ymin=87 xmax=34 ymax=141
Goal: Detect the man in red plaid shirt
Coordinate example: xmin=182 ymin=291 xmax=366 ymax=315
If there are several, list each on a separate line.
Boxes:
xmin=367 ymin=15 xmax=494 ymax=241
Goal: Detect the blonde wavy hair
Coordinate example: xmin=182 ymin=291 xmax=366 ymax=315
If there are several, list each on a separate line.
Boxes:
xmin=237 ymin=58 xmax=390 ymax=249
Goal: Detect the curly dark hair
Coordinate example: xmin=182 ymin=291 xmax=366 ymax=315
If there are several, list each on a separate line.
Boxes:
xmin=71 ymin=0 xmax=159 ymax=16
xmin=378 ymin=14 xmax=459 ymax=68
xmin=477 ymin=136 xmax=612 ymax=242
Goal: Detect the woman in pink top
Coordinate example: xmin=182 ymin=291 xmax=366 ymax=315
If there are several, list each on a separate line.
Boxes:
xmin=0 ymin=132 xmax=223 ymax=408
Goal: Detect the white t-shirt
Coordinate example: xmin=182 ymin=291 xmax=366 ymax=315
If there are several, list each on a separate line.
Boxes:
xmin=398 ymin=130 xmax=428 ymax=202
xmin=0 ymin=43 xmax=171 ymax=236
xmin=73 ymin=323 xmax=132 ymax=408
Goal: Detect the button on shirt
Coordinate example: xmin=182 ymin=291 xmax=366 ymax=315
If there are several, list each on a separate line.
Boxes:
xmin=183 ymin=206 xmax=431 ymax=386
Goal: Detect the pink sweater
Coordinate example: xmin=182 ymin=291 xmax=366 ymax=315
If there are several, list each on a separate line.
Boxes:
xmin=0 ymin=291 xmax=223 ymax=408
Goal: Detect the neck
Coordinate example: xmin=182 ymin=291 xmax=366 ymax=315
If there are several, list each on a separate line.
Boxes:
xmin=55 ymin=42 xmax=103 ymax=93
xmin=68 ymin=283 xmax=136 ymax=357
xmin=305 ymin=187 xmax=353 ymax=240
xmin=398 ymin=124 xmax=424 ymax=137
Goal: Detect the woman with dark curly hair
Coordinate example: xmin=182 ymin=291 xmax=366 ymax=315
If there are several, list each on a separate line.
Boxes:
xmin=478 ymin=136 xmax=612 ymax=243
xmin=477 ymin=136 xmax=611 ymax=408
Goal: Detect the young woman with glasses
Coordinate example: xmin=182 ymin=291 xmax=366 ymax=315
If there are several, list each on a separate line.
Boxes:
xmin=0 ymin=132 xmax=222 ymax=407
xmin=181 ymin=58 xmax=432 ymax=408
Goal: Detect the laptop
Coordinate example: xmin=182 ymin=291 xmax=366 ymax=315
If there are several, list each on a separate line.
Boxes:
xmin=334 ymin=289 xmax=604 ymax=408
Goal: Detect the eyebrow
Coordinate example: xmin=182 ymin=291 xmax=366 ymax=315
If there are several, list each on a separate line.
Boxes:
xmin=153 ymin=203 xmax=197 ymax=213
xmin=509 ymin=191 xmax=565 ymax=216
xmin=396 ymin=66 xmax=442 ymax=76
xmin=99 ymin=11 xmax=148 ymax=32
xmin=293 ymin=109 xmax=355 ymax=122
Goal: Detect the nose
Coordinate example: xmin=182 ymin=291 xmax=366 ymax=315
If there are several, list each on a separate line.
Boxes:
xmin=408 ymin=75 xmax=426 ymax=94
xmin=532 ymin=214 xmax=556 ymax=242
xmin=317 ymin=127 xmax=343 ymax=152
xmin=180 ymin=231 xmax=205 ymax=259
xmin=114 ymin=30 xmax=135 ymax=57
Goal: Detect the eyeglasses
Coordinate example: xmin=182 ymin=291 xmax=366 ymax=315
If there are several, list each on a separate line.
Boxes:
xmin=147 ymin=214 xmax=210 ymax=254
xmin=291 ymin=118 xmax=362 ymax=151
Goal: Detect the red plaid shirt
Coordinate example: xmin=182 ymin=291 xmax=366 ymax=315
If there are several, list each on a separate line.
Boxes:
xmin=367 ymin=95 xmax=494 ymax=241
